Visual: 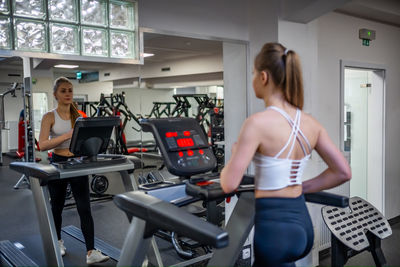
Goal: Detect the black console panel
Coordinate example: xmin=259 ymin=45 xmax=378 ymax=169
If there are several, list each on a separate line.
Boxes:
xmin=141 ymin=118 xmax=217 ymax=176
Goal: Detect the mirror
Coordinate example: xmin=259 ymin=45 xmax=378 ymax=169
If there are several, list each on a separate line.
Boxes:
xmin=0 ymin=57 xmax=23 ymax=165
xmin=2 ymin=32 xmax=225 ymax=186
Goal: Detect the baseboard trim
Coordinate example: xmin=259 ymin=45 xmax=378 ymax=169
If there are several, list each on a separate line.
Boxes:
xmin=388 ymin=215 xmax=400 ymax=226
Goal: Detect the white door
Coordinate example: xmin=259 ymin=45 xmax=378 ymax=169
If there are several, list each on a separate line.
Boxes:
xmin=344 ymin=67 xmax=385 ymax=213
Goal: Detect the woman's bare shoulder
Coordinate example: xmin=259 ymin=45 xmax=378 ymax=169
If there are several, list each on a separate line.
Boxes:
xmin=247 ymin=109 xmax=277 ymax=127
xmin=301 ymin=111 xmax=323 ymax=128
xmin=42 ymin=111 xmax=55 ymax=123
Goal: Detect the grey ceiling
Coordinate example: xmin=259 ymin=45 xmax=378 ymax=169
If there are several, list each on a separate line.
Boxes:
xmin=1 ymin=0 xmax=399 ymax=73
xmin=335 ymin=0 xmax=400 ymax=27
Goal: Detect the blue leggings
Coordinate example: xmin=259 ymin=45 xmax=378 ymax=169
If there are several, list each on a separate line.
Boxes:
xmin=253 ymin=194 xmax=314 ymax=267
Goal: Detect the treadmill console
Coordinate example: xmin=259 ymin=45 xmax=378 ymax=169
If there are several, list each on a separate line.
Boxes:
xmin=141 ymin=118 xmax=217 ymax=177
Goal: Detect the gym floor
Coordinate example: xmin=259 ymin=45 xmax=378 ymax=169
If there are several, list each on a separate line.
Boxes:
xmin=1 ymin=155 xmax=399 ymax=267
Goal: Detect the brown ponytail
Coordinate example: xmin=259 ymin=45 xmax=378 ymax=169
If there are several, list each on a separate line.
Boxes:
xmin=53 ymin=76 xmax=81 ymax=127
xmin=254 ymin=43 xmax=304 ymax=109
xmin=70 ymin=103 xmax=81 ymax=128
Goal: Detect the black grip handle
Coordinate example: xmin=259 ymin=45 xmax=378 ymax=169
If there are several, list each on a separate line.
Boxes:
xmin=305 ymin=191 xmax=349 ymax=207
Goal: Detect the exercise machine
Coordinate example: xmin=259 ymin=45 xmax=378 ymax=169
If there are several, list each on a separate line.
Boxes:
xmin=0 ymin=82 xmax=20 ymax=166
xmin=1 ymin=117 xmax=137 ymax=267
xmin=322 ymin=196 xmax=392 ymax=267
xmin=147 ymin=102 xmax=176 ymax=118
xmin=171 ymin=95 xmax=192 ymax=117
xmin=113 ymin=117 xmax=349 ymax=266
xmin=13 ymin=80 xmax=38 ymax=189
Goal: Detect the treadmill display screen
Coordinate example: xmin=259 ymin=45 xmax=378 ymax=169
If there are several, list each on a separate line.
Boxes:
xmin=177 ymin=138 xmax=194 ymax=148
xmin=141 ymin=117 xmax=217 ymax=176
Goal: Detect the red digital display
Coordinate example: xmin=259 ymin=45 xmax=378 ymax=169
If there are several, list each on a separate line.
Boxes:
xmin=177 ymin=138 xmax=194 ymax=147
xmin=166 ymin=132 xmax=178 ymax=138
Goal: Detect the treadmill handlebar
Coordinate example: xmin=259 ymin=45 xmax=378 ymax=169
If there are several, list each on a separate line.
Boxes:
xmin=304 ymin=191 xmax=349 ymax=208
xmin=186 ymin=175 xmax=349 ymax=208
xmin=113 ymin=191 xmax=229 ymax=249
xmin=10 ymin=162 xmax=59 ymax=185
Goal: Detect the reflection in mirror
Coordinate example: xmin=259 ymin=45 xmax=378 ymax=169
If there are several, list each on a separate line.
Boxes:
xmin=3 ymin=33 xmax=225 ymax=196
xmin=0 ymin=57 xmax=23 ymax=165
xmin=137 ymin=32 xmax=224 ymax=175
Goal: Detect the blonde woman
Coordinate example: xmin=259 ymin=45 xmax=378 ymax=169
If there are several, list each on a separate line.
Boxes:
xmin=39 ymin=77 xmax=109 ymax=265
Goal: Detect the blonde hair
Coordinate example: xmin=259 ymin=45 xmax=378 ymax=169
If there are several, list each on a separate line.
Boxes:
xmin=254 ymin=43 xmax=304 ymax=109
xmin=53 ymin=77 xmax=80 ymax=127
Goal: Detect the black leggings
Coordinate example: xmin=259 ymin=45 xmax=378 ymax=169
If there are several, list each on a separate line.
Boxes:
xmin=48 ymin=154 xmax=94 ymax=251
xmin=253 ymin=194 xmax=314 ymax=267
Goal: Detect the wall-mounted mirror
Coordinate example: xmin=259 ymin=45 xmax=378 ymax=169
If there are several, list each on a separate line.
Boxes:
xmin=0 ymin=32 xmax=226 ymax=199
xmin=0 ymin=56 xmax=23 ymax=165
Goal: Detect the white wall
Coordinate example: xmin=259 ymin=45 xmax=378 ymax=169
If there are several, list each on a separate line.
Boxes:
xmin=314 ymin=12 xmax=400 ymax=219
xmin=100 ymin=55 xmax=223 ymax=83
xmin=72 ymin=80 xmax=113 ymax=102
xmin=0 ymin=70 xmax=24 ymax=152
xmin=278 ymin=12 xmax=400 ymax=219
xmin=0 ymin=69 xmax=24 ymax=123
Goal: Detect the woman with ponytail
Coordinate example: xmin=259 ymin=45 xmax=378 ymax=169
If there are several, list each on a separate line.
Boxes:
xmin=39 ymin=77 xmax=109 ymax=265
xmin=220 ymin=43 xmax=351 ymax=266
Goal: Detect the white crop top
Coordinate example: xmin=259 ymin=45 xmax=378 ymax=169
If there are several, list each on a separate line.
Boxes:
xmin=253 ymin=106 xmax=312 ymax=190
xmin=49 ymin=109 xmax=72 ymax=149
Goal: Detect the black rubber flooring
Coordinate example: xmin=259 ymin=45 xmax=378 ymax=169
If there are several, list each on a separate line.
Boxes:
xmin=1 ymin=154 xmax=400 ymax=266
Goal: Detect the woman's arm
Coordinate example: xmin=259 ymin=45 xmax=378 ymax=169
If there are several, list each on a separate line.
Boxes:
xmin=220 ymin=116 xmax=261 ymax=193
xmin=302 ymin=126 xmax=351 ymax=193
xmin=38 ymin=112 xmax=73 ymax=151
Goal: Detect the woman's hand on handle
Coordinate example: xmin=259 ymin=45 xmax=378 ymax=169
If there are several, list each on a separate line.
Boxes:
xmin=64 ymin=129 xmax=73 ymax=140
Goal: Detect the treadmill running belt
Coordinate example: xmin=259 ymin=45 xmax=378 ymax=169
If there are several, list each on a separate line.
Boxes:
xmin=61 ymin=225 xmax=120 ymax=261
xmin=0 ymin=240 xmax=38 ymax=267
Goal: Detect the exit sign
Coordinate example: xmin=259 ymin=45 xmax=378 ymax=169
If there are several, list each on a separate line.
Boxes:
xmin=362 ymin=39 xmax=370 ymax=46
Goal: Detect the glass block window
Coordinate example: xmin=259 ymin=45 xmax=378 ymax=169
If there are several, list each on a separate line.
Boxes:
xmin=49 ymin=0 xmax=78 ymax=23
xmin=80 ymin=0 xmax=107 ymax=27
xmin=0 ymin=0 xmax=9 ymax=14
xmin=14 ymin=0 xmax=46 ymax=19
xmin=109 ymin=0 xmax=133 ymax=30
xmin=2 ymin=0 xmax=138 ymax=61
xmin=81 ymin=27 xmax=108 ymax=57
xmin=0 ymin=16 xmax=11 ymax=49
xmin=50 ymin=23 xmax=79 ymax=54
xmin=110 ymin=30 xmax=133 ymax=58
xmin=14 ymin=18 xmax=47 ymax=52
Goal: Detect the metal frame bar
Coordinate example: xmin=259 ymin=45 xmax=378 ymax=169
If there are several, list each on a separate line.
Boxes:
xmin=28 ymin=166 xmax=134 ymax=266
xmin=117 ymin=217 xmax=151 ymax=267
xmin=30 ymin=177 xmax=63 ymax=266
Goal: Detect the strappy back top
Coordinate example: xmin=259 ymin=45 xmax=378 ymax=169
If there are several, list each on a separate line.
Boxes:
xmin=253 ymin=106 xmax=312 ymax=190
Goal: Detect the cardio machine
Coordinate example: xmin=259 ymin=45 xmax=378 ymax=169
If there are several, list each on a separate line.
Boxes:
xmin=1 ymin=117 xmax=137 ymax=267
xmin=113 ymin=117 xmax=349 ymax=267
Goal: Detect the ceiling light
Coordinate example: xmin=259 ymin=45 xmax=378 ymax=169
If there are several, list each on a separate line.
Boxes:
xmin=54 ymin=64 xmax=79 ymax=69
xmin=143 ymin=53 xmax=154 ymax=58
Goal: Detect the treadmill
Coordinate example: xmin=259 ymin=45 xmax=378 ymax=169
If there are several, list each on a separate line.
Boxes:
xmin=113 ymin=117 xmax=349 ymax=266
xmin=1 ymin=117 xmax=137 ymax=267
